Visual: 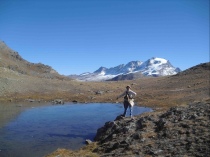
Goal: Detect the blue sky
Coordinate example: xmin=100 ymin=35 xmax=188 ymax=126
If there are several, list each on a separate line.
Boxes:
xmin=0 ymin=0 xmax=209 ymax=75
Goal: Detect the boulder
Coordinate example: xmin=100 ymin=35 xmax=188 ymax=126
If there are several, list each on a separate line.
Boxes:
xmin=85 ymin=139 xmax=92 ymax=145
xmin=52 ymin=99 xmax=64 ymax=104
xmin=95 ymin=91 xmax=104 ymax=95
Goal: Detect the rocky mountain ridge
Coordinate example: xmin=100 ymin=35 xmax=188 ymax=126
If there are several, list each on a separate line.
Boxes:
xmin=108 ymin=71 xmax=145 ymax=81
xmin=69 ymin=57 xmax=181 ymax=81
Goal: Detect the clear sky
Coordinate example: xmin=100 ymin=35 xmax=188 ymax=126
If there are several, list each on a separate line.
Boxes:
xmin=0 ymin=0 xmax=209 ymax=75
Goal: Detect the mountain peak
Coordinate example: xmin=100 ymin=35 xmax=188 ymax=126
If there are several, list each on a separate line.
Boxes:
xmin=148 ymin=57 xmax=168 ymax=64
xmin=69 ymin=57 xmax=181 ymax=81
xmin=94 ymin=66 xmax=108 ymax=74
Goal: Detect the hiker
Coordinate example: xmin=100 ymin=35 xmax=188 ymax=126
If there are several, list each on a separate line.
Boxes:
xmin=117 ymin=85 xmax=137 ymax=118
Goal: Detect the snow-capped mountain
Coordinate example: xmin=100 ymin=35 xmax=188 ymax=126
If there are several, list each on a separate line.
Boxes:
xmin=68 ymin=57 xmax=181 ymax=81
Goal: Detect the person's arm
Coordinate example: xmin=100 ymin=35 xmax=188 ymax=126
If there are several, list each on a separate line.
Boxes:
xmin=129 ymin=90 xmax=136 ymax=98
xmin=117 ymin=91 xmax=126 ymax=99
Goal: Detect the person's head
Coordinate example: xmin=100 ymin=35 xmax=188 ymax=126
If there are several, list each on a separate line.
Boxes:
xmin=126 ymin=85 xmax=131 ymax=90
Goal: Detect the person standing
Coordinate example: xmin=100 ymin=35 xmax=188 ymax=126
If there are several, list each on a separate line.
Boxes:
xmin=117 ymin=85 xmax=137 ymax=118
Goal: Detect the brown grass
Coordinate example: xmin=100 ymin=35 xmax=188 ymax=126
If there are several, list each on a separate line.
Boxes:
xmin=45 ymin=142 xmax=99 ymax=157
xmin=0 ymin=63 xmax=209 ymax=110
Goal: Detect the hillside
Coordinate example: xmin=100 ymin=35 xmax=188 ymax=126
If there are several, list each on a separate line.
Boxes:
xmin=0 ymin=41 xmax=67 ymax=80
xmin=0 ymin=40 xmax=209 ymax=108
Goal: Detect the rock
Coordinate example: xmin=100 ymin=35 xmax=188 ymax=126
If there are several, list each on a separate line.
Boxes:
xmin=52 ymin=99 xmax=64 ymax=104
xmin=72 ymin=100 xmax=78 ymax=103
xmin=114 ymin=115 xmax=124 ymax=121
xmin=25 ymin=99 xmax=35 ymax=102
xmin=85 ymin=139 xmax=92 ymax=145
xmin=95 ymin=91 xmax=104 ymax=95
xmin=105 ymin=90 xmax=114 ymax=93
xmin=93 ymin=101 xmax=210 ymax=157
xmin=155 ymin=118 xmax=166 ymax=131
xmin=88 ymin=96 xmax=95 ymax=100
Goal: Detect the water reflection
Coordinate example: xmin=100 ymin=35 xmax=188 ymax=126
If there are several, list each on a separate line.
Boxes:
xmin=0 ymin=103 xmax=152 ymax=157
xmin=0 ymin=102 xmax=51 ymax=128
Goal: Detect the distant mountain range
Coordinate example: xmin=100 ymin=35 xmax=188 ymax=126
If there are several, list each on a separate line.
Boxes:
xmin=0 ymin=40 xmax=181 ymax=82
xmin=68 ymin=57 xmax=181 ymax=81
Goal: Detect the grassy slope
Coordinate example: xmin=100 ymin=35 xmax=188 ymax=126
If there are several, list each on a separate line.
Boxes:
xmin=0 ymin=63 xmax=209 ymax=110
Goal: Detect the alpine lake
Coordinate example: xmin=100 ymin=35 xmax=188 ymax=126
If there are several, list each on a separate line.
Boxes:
xmin=0 ymin=102 xmax=152 ymax=157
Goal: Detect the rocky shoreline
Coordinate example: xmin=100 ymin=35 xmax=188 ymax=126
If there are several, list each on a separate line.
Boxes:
xmin=91 ymin=101 xmax=210 ymax=157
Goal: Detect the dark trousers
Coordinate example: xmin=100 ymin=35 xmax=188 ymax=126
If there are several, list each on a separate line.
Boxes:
xmin=123 ymin=100 xmax=132 ymax=117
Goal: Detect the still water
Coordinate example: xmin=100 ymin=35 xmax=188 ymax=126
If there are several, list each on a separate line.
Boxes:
xmin=0 ymin=102 xmax=152 ymax=157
